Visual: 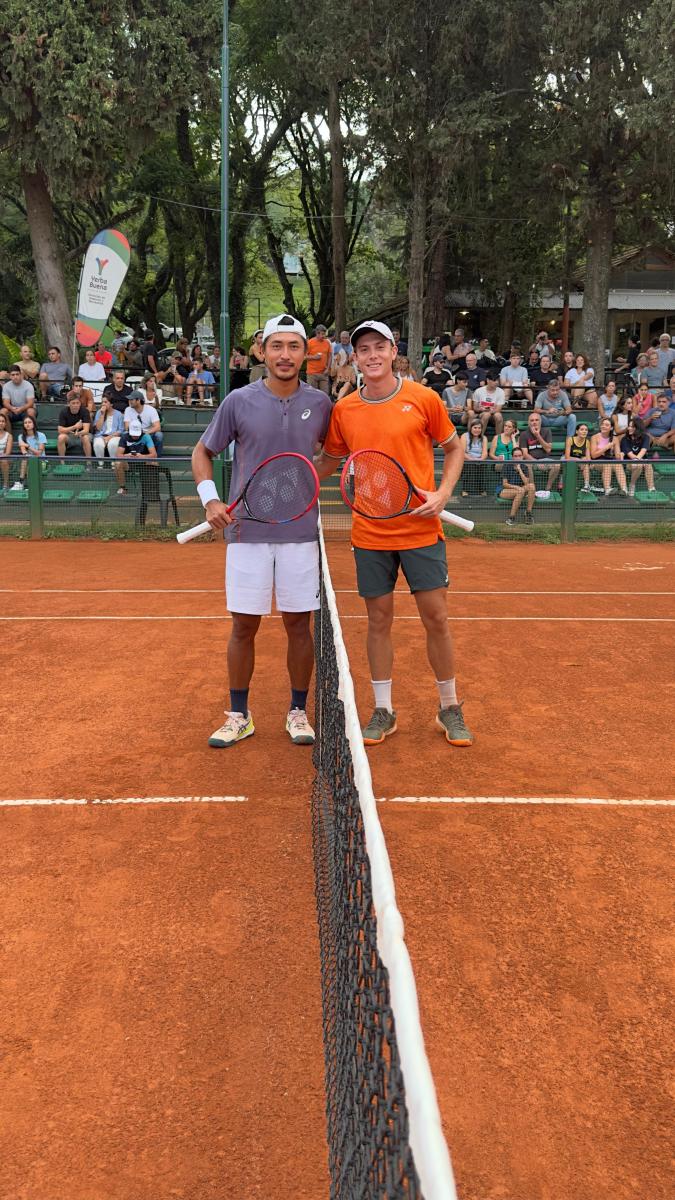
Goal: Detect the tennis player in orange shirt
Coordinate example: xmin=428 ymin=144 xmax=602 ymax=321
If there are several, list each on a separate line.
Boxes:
xmin=315 ymin=320 xmax=473 ymax=747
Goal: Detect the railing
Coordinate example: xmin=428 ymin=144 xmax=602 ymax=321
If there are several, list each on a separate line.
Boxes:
xmin=1 ymin=454 xmax=673 ymax=542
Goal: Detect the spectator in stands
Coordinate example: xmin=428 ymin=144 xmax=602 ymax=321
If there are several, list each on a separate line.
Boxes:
xmin=422 ymin=353 xmax=453 ymax=397
xmin=306 ymin=325 xmax=332 ymax=395
xmin=39 ymin=346 xmax=73 ymax=400
xmin=102 ymin=369 xmax=133 ymax=414
xmin=2 ymin=365 xmax=37 ymax=427
xmin=120 ymin=338 xmax=143 ymax=370
xmin=191 ymin=344 xmax=208 ymax=367
xmin=564 ymin=353 xmax=596 ymax=408
xmin=211 ymin=345 xmax=221 ymax=373
xmin=185 ymin=359 xmax=216 ymax=406
xmin=111 ymin=331 xmax=127 ymax=366
xmin=124 ymin=391 xmax=163 ymax=454
xmin=528 ymin=353 xmax=559 ymax=391
xmin=332 ymin=330 xmax=353 ymax=360
xmin=475 ymin=336 xmax=497 ymax=369
xmin=611 ymin=394 xmax=636 ymax=438
xmin=502 ymin=446 xmax=536 ymax=525
xmin=460 ymin=418 xmax=488 ymax=496
xmin=618 ymin=417 xmax=657 ymax=496
xmin=140 ymin=331 xmax=161 ymax=377
xmin=529 ymin=330 xmax=557 ymax=360
xmin=229 ymin=346 xmax=249 ymax=391
xmin=598 ymin=378 xmax=619 ymax=420
xmin=640 ymin=349 xmax=666 ymax=394
xmin=489 ymin=416 xmax=518 ymax=464
xmin=331 ymin=349 xmax=357 ymax=399
xmin=499 ymin=351 xmax=532 ymax=406
xmin=442 ymin=371 xmax=470 ymax=425
xmin=391 ymin=328 xmax=407 ymax=356
xmin=519 ymin=411 xmax=559 ymax=492
xmin=78 ymin=348 xmax=107 ymax=396
xmin=57 ymin=393 xmax=92 ymax=463
xmin=464 ymin=351 xmax=487 ymax=393
xmin=95 ymin=341 xmax=112 ymax=369
xmin=0 ymin=410 xmax=13 ymax=491
xmin=246 ymin=330 xmax=265 ymax=382
xmin=535 ymin=378 xmax=576 ymax=439
xmin=140 ymin=377 xmax=163 ymax=408
xmin=162 ymin=352 xmax=190 ymax=401
xmin=564 ymin=420 xmax=593 ymax=491
xmin=18 ymin=344 xmax=41 ymax=383
xmin=656 ymin=333 xmax=675 ymax=382
xmin=469 ymin=373 xmax=506 ymax=435
xmin=590 ymin=417 xmax=628 ymax=496
xmin=114 ymin=418 xmax=157 ymax=495
xmin=448 ymin=328 xmax=472 ymax=369
xmin=633 ymin=381 xmax=654 ymax=419
xmin=17 ymin=414 xmax=47 ymax=488
xmin=67 ymin=377 xmax=96 ymax=421
xmin=630 ymin=352 xmax=648 ymax=390
xmin=643 ymin=394 xmax=675 ymax=449
xmin=393 ymin=355 xmax=418 ymax=382
xmin=625 ymin=334 xmax=641 ymax=372
xmin=92 ymin=396 xmax=124 ymax=465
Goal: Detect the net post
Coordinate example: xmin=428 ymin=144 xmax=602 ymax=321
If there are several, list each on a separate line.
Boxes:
xmin=560 ymin=460 xmax=577 ymax=543
xmin=27 ymin=454 xmax=44 ymax=540
xmin=213 ymin=453 xmax=226 ymax=500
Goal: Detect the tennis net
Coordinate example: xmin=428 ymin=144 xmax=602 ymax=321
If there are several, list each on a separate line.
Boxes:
xmin=312 ymin=528 xmax=457 ymax=1200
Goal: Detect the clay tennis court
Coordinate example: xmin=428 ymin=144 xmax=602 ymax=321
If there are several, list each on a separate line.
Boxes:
xmin=1 ymin=539 xmax=673 ymax=1199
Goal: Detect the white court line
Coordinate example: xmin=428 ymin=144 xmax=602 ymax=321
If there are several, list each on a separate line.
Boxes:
xmin=380 ymin=795 xmax=674 ymax=807
xmin=0 ymin=795 xmax=246 ymax=807
xmin=1 ymin=588 xmax=673 ymax=596
xmin=1 ymin=615 xmax=675 ymax=624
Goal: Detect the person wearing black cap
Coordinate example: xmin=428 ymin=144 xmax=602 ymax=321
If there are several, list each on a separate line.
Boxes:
xmin=191 ymin=315 xmax=333 ymax=749
xmin=316 ymin=319 xmax=473 ymax=748
xmin=421 ymin=353 xmax=453 ymax=397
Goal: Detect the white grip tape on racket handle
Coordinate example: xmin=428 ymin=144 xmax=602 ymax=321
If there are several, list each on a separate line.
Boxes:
xmin=439 ymin=508 xmax=474 ymax=532
xmin=176 ymin=520 xmax=213 ymax=544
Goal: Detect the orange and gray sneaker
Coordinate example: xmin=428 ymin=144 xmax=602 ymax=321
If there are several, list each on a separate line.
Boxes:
xmin=435 ymin=703 xmax=473 ymax=746
xmin=362 ymin=708 xmax=397 ymax=745
xmin=208 ymin=710 xmax=255 ymax=748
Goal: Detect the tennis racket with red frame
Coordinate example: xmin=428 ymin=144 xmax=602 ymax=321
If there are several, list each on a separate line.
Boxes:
xmin=177 ymin=451 xmax=320 ymax=544
xmin=340 ymin=449 xmax=474 ymax=532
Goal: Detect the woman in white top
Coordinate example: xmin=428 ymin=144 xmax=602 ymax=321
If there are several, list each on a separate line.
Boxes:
xmin=141 ymin=377 xmax=163 ymax=408
xmin=611 ymin=394 xmax=635 ymax=437
xmin=18 ymin=414 xmax=48 ymax=487
xmin=564 ymin=353 xmax=596 ymax=408
xmin=0 ymin=410 xmax=14 ymax=490
xmin=79 ymin=348 xmax=107 ymax=385
xmin=393 ymin=354 xmax=418 ymax=382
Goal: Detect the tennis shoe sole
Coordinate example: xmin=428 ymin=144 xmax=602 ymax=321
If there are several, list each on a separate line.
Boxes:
xmin=362 ymin=710 xmax=398 ymax=745
xmin=435 ymin=708 xmax=473 ymax=747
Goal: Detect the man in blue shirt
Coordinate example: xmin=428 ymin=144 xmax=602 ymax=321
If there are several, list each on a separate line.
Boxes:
xmin=643 ymin=395 xmax=675 ymax=449
xmin=185 ymin=360 xmax=216 ymax=406
xmin=190 ymin=314 xmax=332 ymax=749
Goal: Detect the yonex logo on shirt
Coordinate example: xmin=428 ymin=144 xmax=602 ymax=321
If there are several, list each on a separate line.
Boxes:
xmin=301 ymin=408 xmax=312 ymax=419
xmin=401 ymin=405 xmax=412 ymax=412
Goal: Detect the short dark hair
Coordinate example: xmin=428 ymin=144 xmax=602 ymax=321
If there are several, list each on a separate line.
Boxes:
xmin=48 ymin=345 xmax=61 ymax=354
xmin=72 ymin=376 xmax=83 ymax=385
xmin=455 ymin=370 xmax=469 ymax=382
xmin=9 ymin=364 xmax=21 ymax=373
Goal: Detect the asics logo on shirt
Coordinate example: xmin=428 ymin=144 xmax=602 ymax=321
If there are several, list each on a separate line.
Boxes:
xmin=301 ymin=409 xmax=312 ymax=419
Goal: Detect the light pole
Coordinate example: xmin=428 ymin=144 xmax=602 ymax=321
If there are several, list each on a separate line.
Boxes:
xmin=221 ymin=0 xmax=230 ymax=400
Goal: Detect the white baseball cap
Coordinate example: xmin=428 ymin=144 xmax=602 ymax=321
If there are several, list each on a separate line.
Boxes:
xmin=351 ymin=320 xmax=395 ymax=347
xmin=129 ymin=420 xmax=143 ymax=437
xmin=262 ymin=314 xmax=307 ymax=343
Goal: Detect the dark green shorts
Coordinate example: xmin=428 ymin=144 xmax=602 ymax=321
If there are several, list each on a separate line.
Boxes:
xmin=353 ymin=540 xmax=449 ymax=598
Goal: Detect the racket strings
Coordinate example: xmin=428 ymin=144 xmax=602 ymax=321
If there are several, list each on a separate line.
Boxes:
xmin=347 ymin=452 xmax=412 ymax=517
xmin=245 ymin=458 xmax=317 ymax=522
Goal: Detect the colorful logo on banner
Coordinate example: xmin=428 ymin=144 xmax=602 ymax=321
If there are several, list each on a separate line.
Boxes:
xmin=75 ymin=229 xmax=130 ymax=347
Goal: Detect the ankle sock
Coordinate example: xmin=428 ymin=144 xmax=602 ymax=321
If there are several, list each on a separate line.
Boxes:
xmin=290 ymin=688 xmax=308 ymax=712
xmin=436 ymin=677 xmax=458 ymax=708
xmin=230 ymin=689 xmax=249 ymax=716
xmin=371 ymin=680 xmax=393 ymax=712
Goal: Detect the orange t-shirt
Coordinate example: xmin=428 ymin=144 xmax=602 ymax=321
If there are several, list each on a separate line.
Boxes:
xmin=306 ymin=337 xmax=332 ymax=375
xmin=323 ymin=379 xmax=456 ymax=549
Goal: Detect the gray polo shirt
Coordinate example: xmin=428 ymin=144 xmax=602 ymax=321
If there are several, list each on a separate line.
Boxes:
xmin=535 ymin=387 xmax=571 ymax=415
xmin=200 ymin=379 xmax=331 ymax=543
xmin=40 ymin=360 xmax=73 ymax=385
xmin=2 ymin=379 xmax=35 ymax=409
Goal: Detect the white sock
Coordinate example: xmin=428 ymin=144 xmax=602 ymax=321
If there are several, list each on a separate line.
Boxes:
xmin=436 ymin=678 xmax=458 ymax=708
xmin=372 ymin=679 xmax=393 ymax=712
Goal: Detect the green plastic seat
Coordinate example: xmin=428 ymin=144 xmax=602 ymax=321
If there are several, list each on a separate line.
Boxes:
xmin=52 ymin=463 xmax=85 ymax=476
xmin=535 ymin=491 xmax=562 ymax=503
xmin=634 ymin=490 xmax=669 ymax=503
xmin=4 ymin=489 xmax=29 ymax=502
xmin=655 ymin=461 xmax=675 ymax=474
xmin=577 ymin=490 xmax=598 ymax=503
xmin=43 ymin=488 xmax=75 ymax=502
xmin=78 ymin=489 xmax=110 ymax=503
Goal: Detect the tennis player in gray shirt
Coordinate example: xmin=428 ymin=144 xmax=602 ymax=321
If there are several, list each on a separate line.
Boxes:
xmin=191 ymin=314 xmax=332 ymax=749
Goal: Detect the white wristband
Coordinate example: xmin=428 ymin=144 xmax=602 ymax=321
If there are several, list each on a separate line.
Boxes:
xmin=197 ymin=479 xmax=220 ymax=508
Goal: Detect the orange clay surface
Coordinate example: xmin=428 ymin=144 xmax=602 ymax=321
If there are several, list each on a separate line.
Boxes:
xmin=0 ymin=538 xmax=673 ymax=1200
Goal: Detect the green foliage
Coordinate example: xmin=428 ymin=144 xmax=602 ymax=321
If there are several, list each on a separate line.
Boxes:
xmin=0 ymin=331 xmax=22 ymax=370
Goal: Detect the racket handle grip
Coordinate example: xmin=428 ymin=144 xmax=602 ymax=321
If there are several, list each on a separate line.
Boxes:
xmin=176 ymin=520 xmax=213 ymax=544
xmin=440 ymin=508 xmax=474 ymax=533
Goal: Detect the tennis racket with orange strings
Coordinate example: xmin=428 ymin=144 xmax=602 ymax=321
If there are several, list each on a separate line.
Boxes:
xmin=340 ymin=449 xmax=474 ymax=531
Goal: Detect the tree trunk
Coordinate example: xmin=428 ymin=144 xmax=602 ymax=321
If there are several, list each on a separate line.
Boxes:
xmin=328 ymin=77 xmax=346 ymax=334
xmin=407 ymin=152 xmax=428 ymax=372
xmin=21 ymin=168 xmax=74 ymax=364
xmin=424 ymin=233 xmax=448 ymax=334
xmin=581 ymin=195 xmax=614 ymax=381
xmin=176 ymin=110 xmax=221 ymax=338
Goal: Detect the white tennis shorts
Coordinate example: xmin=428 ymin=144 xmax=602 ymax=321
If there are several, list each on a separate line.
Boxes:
xmin=225 ymin=541 xmax=320 ymax=615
